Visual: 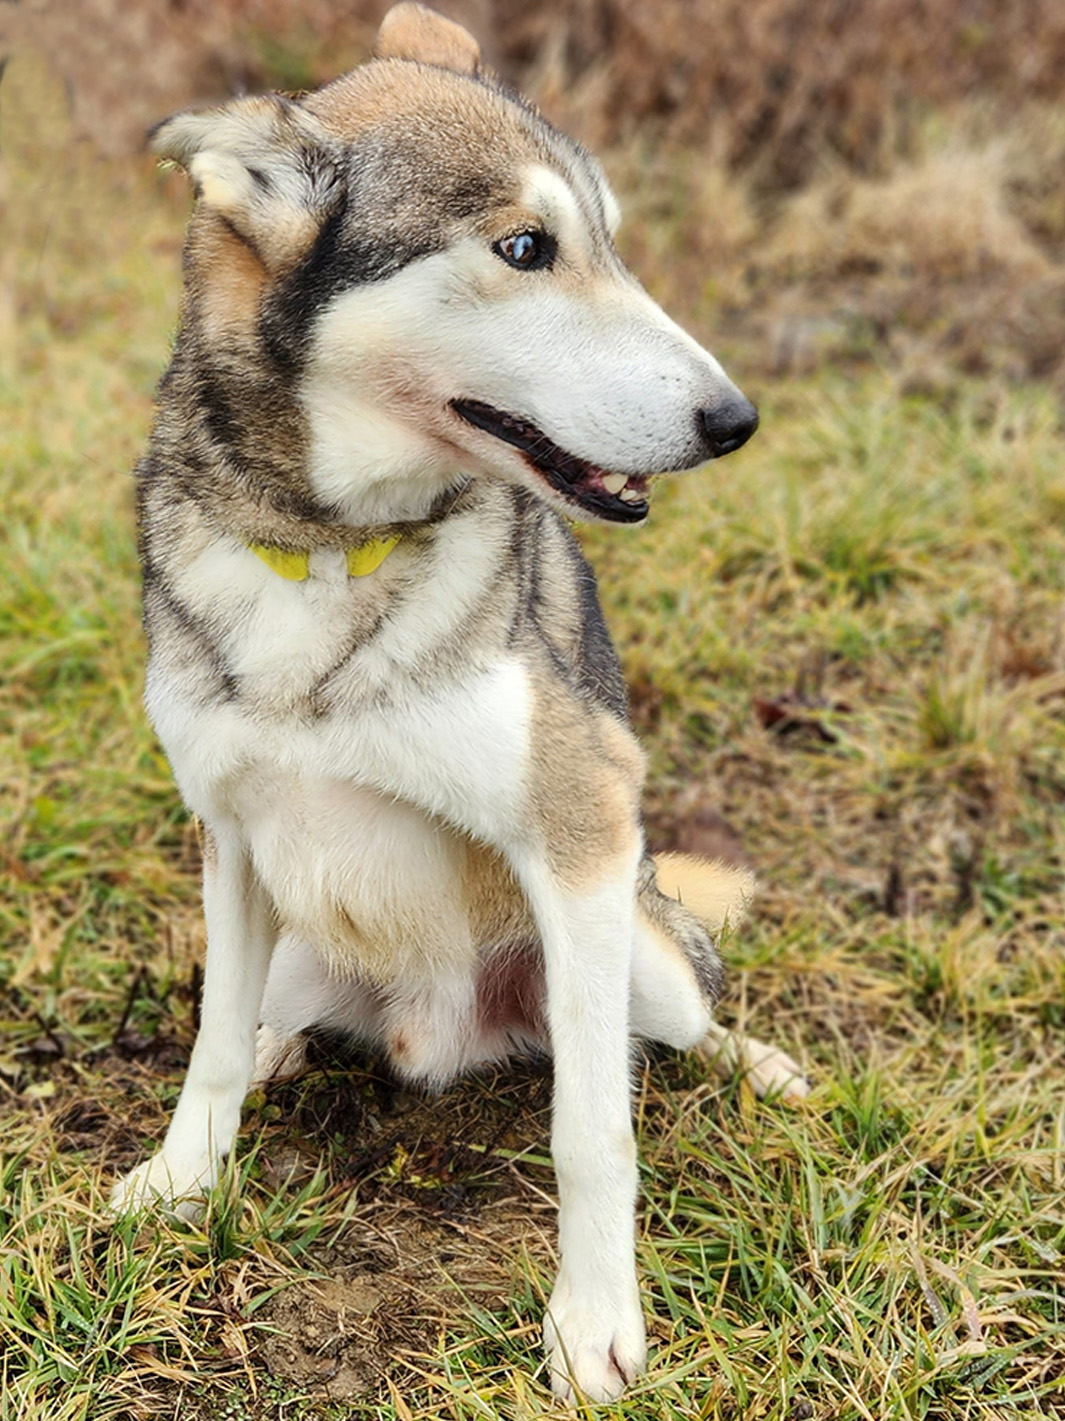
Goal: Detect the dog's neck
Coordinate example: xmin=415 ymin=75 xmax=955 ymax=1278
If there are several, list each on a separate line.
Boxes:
xmin=240 ymin=478 xmax=475 ymax=576
xmin=150 ymin=336 xmax=476 ymax=551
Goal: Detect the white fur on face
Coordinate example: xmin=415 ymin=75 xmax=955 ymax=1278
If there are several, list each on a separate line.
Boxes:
xmin=300 ymin=164 xmax=746 ymax=521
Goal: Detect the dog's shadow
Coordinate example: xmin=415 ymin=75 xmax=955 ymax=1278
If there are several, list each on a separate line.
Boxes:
xmin=256 ymin=1031 xmax=554 ymax=1215
xmin=251 ymin=1032 xmax=711 ymax=1216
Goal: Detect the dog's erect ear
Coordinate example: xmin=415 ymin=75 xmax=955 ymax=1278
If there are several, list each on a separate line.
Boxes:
xmin=374 ymin=3 xmax=481 ymax=75
xmin=151 ymin=96 xmax=341 ymax=268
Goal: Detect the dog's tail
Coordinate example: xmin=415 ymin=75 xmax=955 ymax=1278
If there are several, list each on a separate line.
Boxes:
xmin=653 ymin=851 xmax=810 ymax=1103
xmin=652 ymin=851 xmax=756 ymax=933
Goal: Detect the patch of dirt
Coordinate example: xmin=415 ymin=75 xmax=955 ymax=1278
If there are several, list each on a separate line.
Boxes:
xmin=252 ymin=1050 xmax=557 ymax=1400
xmin=257 ymin=1201 xmax=535 ymax=1401
xmin=266 ymin=1038 xmax=553 ymax=1200
xmin=0 ymin=1039 xmax=192 ymax=1161
xmin=248 ymin=1046 xmax=761 ymax=1404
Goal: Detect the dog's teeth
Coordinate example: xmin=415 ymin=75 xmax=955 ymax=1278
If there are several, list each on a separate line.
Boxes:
xmin=601 ymin=473 xmax=627 ymax=495
xmin=619 ymin=485 xmax=644 ymax=502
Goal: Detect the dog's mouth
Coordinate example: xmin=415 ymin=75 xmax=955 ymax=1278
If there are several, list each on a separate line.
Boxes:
xmin=450 ymin=399 xmax=651 ymax=523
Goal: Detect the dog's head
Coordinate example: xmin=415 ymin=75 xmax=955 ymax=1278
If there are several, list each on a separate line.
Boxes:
xmin=154 ymin=3 xmax=757 ymax=527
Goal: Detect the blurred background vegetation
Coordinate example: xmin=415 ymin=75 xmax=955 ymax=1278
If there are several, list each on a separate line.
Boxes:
xmin=1 ymin=4 xmax=1064 ymax=1419
xmin=7 ymin=0 xmax=1065 ymax=393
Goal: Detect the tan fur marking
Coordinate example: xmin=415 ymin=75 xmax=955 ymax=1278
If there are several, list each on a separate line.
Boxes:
xmin=374 ymin=3 xmax=481 ymax=75
xmin=307 ymin=61 xmax=516 ymax=148
xmin=317 ymin=889 xmax=477 ymax=984
xmin=253 ymin=208 xmax=320 ymax=270
xmin=529 ymin=687 xmax=644 ymax=893
xmin=459 ymin=839 xmax=535 ymax=945
xmin=187 ymin=215 xmax=268 ymax=343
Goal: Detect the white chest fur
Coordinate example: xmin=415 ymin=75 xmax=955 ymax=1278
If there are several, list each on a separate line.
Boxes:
xmin=147 ymin=529 xmax=531 ymax=981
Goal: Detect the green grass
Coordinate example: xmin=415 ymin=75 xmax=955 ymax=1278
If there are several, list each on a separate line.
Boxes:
xmin=2 ymin=50 xmax=1064 ymax=1421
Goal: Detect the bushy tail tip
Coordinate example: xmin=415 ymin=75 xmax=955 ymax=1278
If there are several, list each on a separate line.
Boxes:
xmin=653 ymin=851 xmax=756 ymax=931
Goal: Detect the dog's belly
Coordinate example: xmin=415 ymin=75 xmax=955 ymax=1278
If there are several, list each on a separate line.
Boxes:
xmin=234 ymin=771 xmax=488 ymax=982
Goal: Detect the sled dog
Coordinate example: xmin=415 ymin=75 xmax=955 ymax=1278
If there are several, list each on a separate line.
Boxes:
xmin=113 ymin=4 xmax=806 ymax=1400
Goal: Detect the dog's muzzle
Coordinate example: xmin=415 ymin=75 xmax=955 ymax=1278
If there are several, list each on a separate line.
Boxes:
xmin=451 ymin=391 xmax=760 ymax=525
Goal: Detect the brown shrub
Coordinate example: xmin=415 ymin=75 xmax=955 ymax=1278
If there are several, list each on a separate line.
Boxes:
xmin=5 ymin=0 xmax=1065 ymax=188
xmin=5 ymin=0 xmax=1063 ymax=389
xmin=763 ymin=145 xmax=1051 ymax=283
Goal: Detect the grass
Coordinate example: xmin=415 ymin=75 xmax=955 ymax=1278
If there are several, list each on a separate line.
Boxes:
xmin=2 ymin=47 xmax=1065 ymax=1421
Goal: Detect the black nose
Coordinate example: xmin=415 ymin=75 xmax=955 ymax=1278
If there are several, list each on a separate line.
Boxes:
xmin=699 ymin=398 xmax=759 ymax=457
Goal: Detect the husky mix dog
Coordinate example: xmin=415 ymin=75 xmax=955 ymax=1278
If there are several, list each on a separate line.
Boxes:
xmin=112 ymin=3 xmax=806 ymax=1401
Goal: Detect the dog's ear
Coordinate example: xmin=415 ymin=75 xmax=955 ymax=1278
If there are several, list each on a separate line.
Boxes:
xmin=374 ymin=3 xmax=481 ymax=76
xmin=151 ymin=96 xmax=341 ymax=269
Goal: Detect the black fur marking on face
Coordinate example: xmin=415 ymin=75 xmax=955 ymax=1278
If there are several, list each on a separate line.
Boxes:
xmin=261 ymin=190 xmax=442 ymax=373
xmin=258 ymin=128 xmax=507 ymax=376
xmin=448 ymin=174 xmax=497 ymax=221
xmin=450 ymin=399 xmax=651 ymax=524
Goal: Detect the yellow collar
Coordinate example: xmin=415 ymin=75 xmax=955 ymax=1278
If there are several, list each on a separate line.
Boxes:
xmin=248 ymin=534 xmax=402 ymax=581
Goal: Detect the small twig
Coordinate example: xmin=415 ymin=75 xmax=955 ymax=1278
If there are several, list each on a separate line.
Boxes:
xmin=30 ymin=1009 xmax=66 ymax=1058
xmin=111 ymin=964 xmax=149 ymax=1047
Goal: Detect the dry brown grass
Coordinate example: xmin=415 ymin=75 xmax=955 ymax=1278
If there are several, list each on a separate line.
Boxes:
xmin=7 ymin=0 xmax=1065 ymax=189
xmin=764 ymin=146 xmax=1050 ymax=284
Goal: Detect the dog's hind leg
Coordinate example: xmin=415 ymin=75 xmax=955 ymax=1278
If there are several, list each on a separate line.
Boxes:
xmin=632 ymin=854 xmax=809 ymax=1101
xmin=111 ymin=824 xmax=277 ymax=1216
xmin=252 ymin=934 xmax=384 ymax=1087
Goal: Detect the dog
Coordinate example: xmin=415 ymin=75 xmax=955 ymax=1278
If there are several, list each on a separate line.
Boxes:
xmin=112 ymin=4 xmax=807 ymax=1400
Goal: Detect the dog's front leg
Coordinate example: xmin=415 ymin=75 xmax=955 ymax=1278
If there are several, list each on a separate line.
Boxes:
xmin=518 ymin=852 xmax=646 ymax=1403
xmin=351 ymin=668 xmax=647 ymax=1397
xmin=111 ymin=824 xmax=275 ymax=1217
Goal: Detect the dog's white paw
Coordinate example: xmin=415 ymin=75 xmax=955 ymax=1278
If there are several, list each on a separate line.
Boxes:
xmin=744 ymin=1042 xmax=811 ymax=1101
xmin=543 ymin=1278 xmax=647 ymax=1403
xmin=109 ymin=1152 xmax=212 ymax=1221
xmin=700 ymin=1022 xmax=811 ymax=1102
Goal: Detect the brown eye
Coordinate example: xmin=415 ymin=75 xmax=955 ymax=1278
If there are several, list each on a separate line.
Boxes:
xmin=493 ymin=230 xmax=556 ymax=270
